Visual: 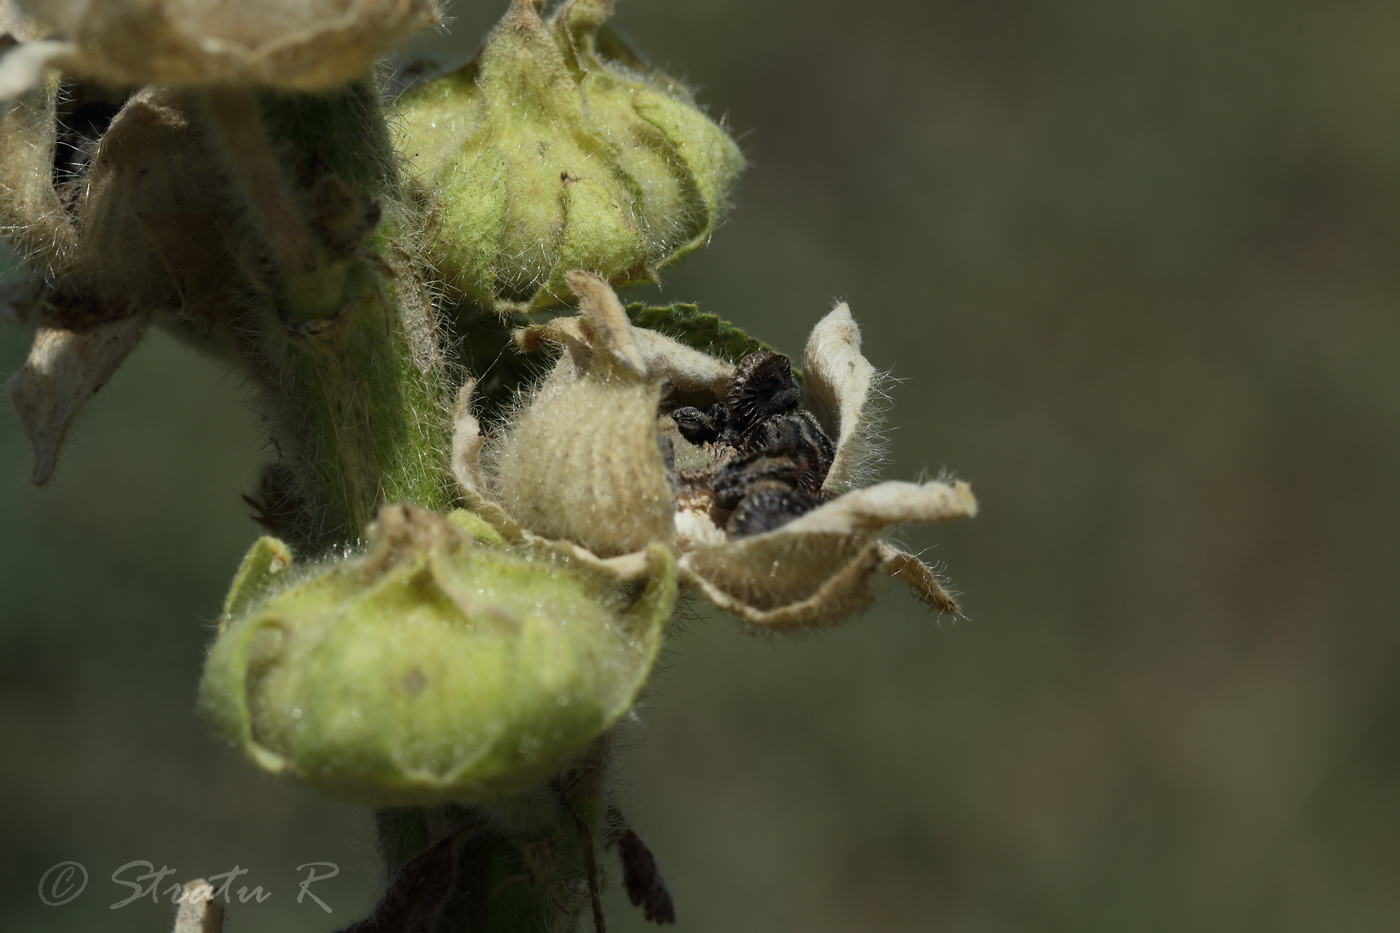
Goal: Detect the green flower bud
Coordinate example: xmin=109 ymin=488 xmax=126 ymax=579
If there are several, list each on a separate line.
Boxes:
xmin=397 ymin=0 xmax=744 ymax=313
xmin=199 ymin=504 xmax=676 ymax=805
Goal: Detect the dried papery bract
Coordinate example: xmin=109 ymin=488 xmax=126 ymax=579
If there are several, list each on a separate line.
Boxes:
xmin=671 ymin=303 xmax=977 ymax=626
xmin=7 ymin=312 xmax=150 ymax=483
xmin=397 ymin=0 xmax=744 ymax=312
xmin=0 ymin=69 xmax=279 ymax=482
xmin=0 ymin=34 xmax=70 ymax=270
xmin=3 ymin=0 xmax=440 ymax=90
xmin=200 ymin=503 xmax=678 ymax=805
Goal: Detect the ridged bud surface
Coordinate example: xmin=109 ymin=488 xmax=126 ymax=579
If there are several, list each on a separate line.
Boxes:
xmin=199 ymin=504 xmax=676 ymax=804
xmin=397 ymin=0 xmax=744 ymax=312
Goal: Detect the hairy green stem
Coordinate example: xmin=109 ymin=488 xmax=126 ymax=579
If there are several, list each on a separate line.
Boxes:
xmin=201 ymin=84 xmax=453 ymax=547
xmin=202 ymin=84 xmax=603 ymax=931
xmin=364 ymin=742 xmax=613 ymax=933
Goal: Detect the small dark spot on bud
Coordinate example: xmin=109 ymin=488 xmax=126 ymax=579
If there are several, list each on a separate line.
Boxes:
xmin=401 ymin=667 xmax=428 ymax=696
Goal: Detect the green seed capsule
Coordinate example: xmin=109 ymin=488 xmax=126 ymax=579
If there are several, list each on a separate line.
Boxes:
xmin=199 ymin=504 xmax=676 ymax=805
xmin=397 ymin=0 xmax=744 ymax=313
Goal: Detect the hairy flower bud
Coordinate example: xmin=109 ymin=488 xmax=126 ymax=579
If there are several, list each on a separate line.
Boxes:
xmin=488 ymin=271 xmax=677 ymax=557
xmin=199 ymin=504 xmax=677 ymax=805
xmin=397 ymin=0 xmax=744 ymax=312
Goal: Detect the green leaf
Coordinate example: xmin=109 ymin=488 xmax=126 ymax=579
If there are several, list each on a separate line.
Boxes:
xmin=625 ymin=302 xmax=774 ymax=364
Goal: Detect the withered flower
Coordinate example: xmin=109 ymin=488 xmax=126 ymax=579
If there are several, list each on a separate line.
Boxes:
xmin=454 ymin=272 xmax=977 ymax=628
xmin=0 ymin=0 xmax=439 ymax=93
xmin=1 ymin=80 xmax=239 ymax=483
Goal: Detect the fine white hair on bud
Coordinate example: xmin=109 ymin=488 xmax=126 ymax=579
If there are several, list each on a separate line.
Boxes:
xmin=199 ymin=503 xmax=679 ymax=806
xmin=395 ymin=0 xmax=745 ymax=312
xmin=452 ymin=273 xmax=977 ymax=630
xmin=803 ymin=302 xmax=883 ymax=493
xmin=488 ymin=271 xmax=677 ymax=558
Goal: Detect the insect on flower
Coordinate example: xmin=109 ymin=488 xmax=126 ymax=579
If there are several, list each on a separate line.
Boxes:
xmin=452 ymin=271 xmax=978 ymax=629
xmin=672 ymin=350 xmax=837 ymax=537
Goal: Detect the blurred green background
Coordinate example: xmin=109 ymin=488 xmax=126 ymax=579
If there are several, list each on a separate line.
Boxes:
xmin=4 ymin=0 xmax=1399 ymax=930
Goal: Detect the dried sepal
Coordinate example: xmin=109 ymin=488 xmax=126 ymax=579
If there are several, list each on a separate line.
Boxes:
xmin=68 ymin=88 xmax=229 ymax=309
xmin=683 ymin=538 xmax=886 ymax=629
xmin=777 ymin=479 xmax=977 ymax=537
xmin=802 ymin=302 xmax=880 ymax=492
xmin=877 ymin=542 xmax=960 ymax=616
xmin=677 ymin=481 xmax=976 ymax=628
xmin=3 ymin=83 xmax=234 ymax=310
xmin=3 ymin=85 xmax=243 ymax=485
xmin=6 ymin=310 xmax=150 ymax=484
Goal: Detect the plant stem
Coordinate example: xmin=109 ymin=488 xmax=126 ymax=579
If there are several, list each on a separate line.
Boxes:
xmin=200 ymin=84 xmax=453 ymax=548
xmin=201 ymin=83 xmax=604 ymax=931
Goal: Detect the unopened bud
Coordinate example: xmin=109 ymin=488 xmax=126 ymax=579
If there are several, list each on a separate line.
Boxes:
xmin=199 ymin=504 xmax=676 ymax=804
xmin=397 ymin=0 xmax=744 ymax=312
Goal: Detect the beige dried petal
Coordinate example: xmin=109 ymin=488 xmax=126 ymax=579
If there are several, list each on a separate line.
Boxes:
xmin=10 ymin=0 xmax=439 ymax=90
xmin=803 ymin=301 xmax=879 ymax=492
xmin=563 ymin=268 xmax=645 ymax=375
xmin=681 ymin=530 xmax=874 ymax=620
xmin=680 ymin=540 xmax=886 ymax=629
xmin=777 ymin=480 xmax=978 ymax=537
xmin=513 ymin=277 xmax=734 ymax=399
xmin=0 ymin=39 xmax=72 ymax=99
xmin=630 ymin=327 xmax=735 ymax=395
xmin=7 ymin=311 xmax=151 ymax=484
xmin=676 ymin=482 xmax=973 ymax=626
xmin=515 ymin=317 xmax=734 ymax=398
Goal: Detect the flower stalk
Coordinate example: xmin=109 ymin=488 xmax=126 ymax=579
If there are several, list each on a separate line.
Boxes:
xmin=200 ymin=83 xmax=454 ymax=546
xmin=1 ymin=1 xmax=977 ymax=930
